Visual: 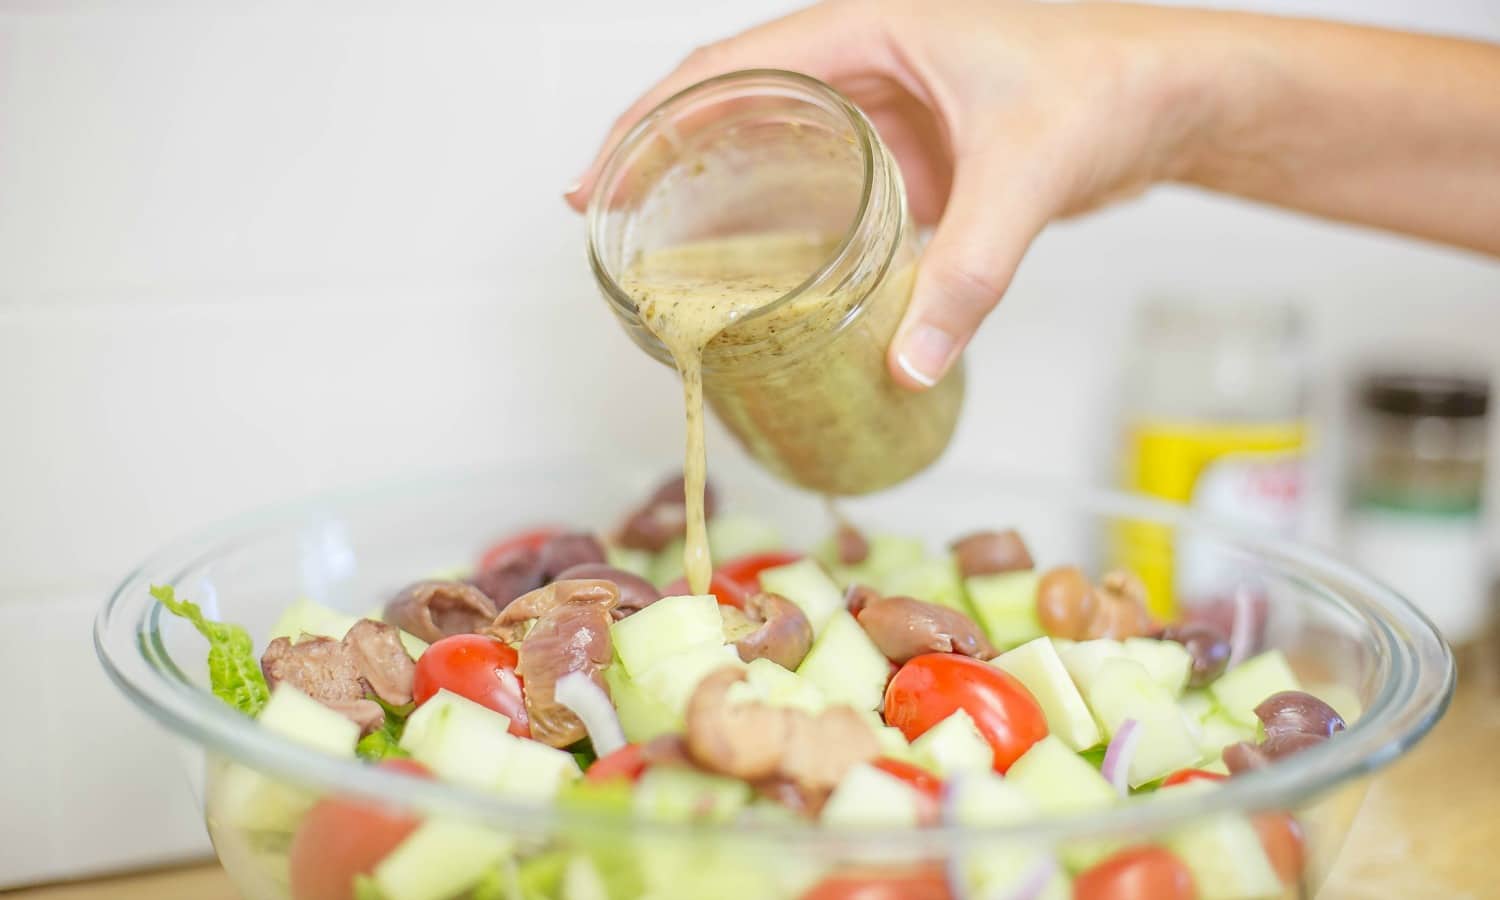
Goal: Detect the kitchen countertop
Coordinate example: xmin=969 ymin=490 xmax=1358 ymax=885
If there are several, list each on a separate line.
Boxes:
xmin=15 ymin=654 xmax=1498 ymax=900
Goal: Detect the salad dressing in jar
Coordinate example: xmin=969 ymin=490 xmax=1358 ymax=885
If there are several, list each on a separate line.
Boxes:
xmin=589 ymin=71 xmax=965 ymax=591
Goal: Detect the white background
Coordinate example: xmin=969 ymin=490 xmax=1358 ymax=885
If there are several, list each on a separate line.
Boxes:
xmin=1 ymin=0 xmax=1497 ymax=886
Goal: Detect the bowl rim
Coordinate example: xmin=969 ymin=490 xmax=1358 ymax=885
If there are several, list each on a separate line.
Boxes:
xmin=95 ymin=460 xmax=1456 ymax=851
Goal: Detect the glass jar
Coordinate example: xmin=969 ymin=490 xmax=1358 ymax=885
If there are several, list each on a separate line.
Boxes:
xmin=1346 ymin=371 xmax=1491 ymax=645
xmin=586 ymin=69 xmax=965 ymax=496
xmin=1108 ymin=295 xmax=1311 ymax=620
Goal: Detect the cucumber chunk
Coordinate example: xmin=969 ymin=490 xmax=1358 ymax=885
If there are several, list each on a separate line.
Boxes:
xmin=911 ymin=708 xmax=993 ymax=775
xmin=994 ymin=637 xmax=1102 ymax=751
xmin=400 ymin=690 xmax=513 ymax=792
xmin=634 ymin=767 xmax=751 ymax=823
xmin=648 ymin=538 xmax=686 ymax=588
xmin=822 ymin=534 xmax=927 ymax=588
xmin=1057 ymin=639 xmax=1129 ymax=697
xmin=494 ymin=737 xmax=582 ymax=801
xmin=1123 ymin=638 xmax=1193 ymax=697
xmin=603 ymin=663 xmax=680 ymax=743
xmin=1006 ymin=736 xmax=1117 ymax=815
xmin=610 ymin=594 xmax=724 ymax=678
xmin=605 ymin=545 xmax=655 ymax=581
xmin=966 ymin=571 xmax=1044 ymax=650
xmin=258 ymin=683 xmax=360 ymax=758
xmin=633 ymin=643 xmax=745 ymax=717
xmin=879 ymin=557 xmax=970 ymax=615
xmin=1084 ymin=658 xmax=1200 ymax=787
xmin=372 ymin=820 xmax=512 ymax=900
xmin=821 ymin=763 xmax=921 ymax=829
xmin=796 ymin=610 xmax=891 ymax=711
xmin=1167 ymin=813 xmax=1283 ymax=899
xmin=757 ymin=558 xmax=844 ymax=636
xmin=707 ymin=514 xmax=783 ymax=562
xmin=1210 ymin=651 xmax=1301 ymax=728
xmin=743 ymin=657 xmax=828 ymax=714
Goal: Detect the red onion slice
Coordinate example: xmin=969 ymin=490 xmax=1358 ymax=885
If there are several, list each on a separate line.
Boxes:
xmin=1226 ymin=585 xmax=1254 ymax=670
xmin=554 ymin=671 xmax=625 ymax=758
xmin=1100 ymin=719 xmax=1141 ymax=795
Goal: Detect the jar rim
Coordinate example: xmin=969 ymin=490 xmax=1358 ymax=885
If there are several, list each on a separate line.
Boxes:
xmin=584 ymin=68 xmax=885 ymax=342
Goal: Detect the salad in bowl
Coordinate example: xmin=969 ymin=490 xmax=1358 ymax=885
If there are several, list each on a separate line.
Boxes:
xmin=95 ymin=462 xmax=1453 ymax=900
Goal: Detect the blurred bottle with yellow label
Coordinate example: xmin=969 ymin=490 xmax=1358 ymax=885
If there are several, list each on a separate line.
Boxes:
xmin=1110 ymin=296 xmax=1310 ymax=620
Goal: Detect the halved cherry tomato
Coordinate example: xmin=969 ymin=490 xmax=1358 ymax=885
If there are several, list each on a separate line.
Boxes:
xmin=1253 ymin=811 xmax=1305 ymax=885
xmin=412 ymin=634 xmax=529 ymax=737
xmin=477 ymin=526 xmax=561 ymax=571
xmin=1074 ymin=846 xmax=1196 ymax=900
xmin=663 ymin=550 xmax=803 ymax=609
xmin=883 ymin=653 xmax=1048 ymax=773
xmin=800 ymin=864 xmax=951 ymax=900
xmin=1161 ymin=768 xmax=1228 ymax=788
xmin=584 ymin=743 xmax=648 ymax=784
xmin=870 ymin=757 xmax=944 ymax=824
xmin=288 ymin=760 xmax=429 ymax=900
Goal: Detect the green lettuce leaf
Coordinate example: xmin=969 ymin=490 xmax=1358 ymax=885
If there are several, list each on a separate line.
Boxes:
xmin=150 ymin=584 xmax=269 ymax=717
xmin=357 ymin=697 xmax=414 ymax=762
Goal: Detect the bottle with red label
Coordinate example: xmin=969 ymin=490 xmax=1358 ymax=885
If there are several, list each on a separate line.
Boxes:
xmin=1109 ymin=295 xmax=1310 ymax=620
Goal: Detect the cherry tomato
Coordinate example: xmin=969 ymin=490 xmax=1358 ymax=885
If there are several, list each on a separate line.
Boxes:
xmin=477 ymin=526 xmax=561 ymax=571
xmin=1253 ymin=812 xmax=1305 ymax=885
xmin=800 ymin=864 xmax=952 ymax=900
xmin=584 ymin=743 xmax=648 ymax=784
xmin=288 ymin=760 xmax=429 ymax=900
xmin=663 ymin=551 xmax=802 ymax=609
xmin=1161 ymin=768 xmax=1228 ymax=788
xmin=883 ymin=654 xmax=1048 ymax=773
xmin=1074 ymin=847 xmax=1196 ymax=900
xmin=870 ymin=757 xmax=944 ymax=824
xmin=413 ymin=634 xmax=529 ymax=737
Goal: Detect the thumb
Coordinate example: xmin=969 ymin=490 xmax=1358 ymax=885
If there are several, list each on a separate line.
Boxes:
xmin=889 ymin=156 xmax=1049 ymax=389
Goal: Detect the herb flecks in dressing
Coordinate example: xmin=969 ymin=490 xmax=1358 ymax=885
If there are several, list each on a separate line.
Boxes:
xmin=621 ymin=232 xmax=839 ymax=594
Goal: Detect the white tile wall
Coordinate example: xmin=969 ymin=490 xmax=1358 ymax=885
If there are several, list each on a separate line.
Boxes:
xmin=2 ymin=0 xmax=1497 ymax=886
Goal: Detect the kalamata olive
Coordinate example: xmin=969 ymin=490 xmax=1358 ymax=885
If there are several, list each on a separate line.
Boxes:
xmin=735 ymin=592 xmax=815 ymax=670
xmin=1223 ymin=740 xmax=1269 ymax=774
xmin=1161 ymin=622 xmax=1232 ymax=687
xmin=537 ymin=532 xmax=606 ymax=579
xmin=553 ymin=562 xmax=662 ymax=619
xmin=856 ymin=595 xmax=996 ymax=663
xmin=469 ymin=546 xmax=546 ymax=609
xmin=1255 ymin=691 xmax=1347 ymax=739
xmin=1083 ymin=570 xmax=1153 ymax=640
xmin=616 ymin=473 xmax=720 ymax=552
xmin=951 ymin=529 xmax=1034 ymax=579
xmin=384 ymin=580 xmax=498 ymax=643
xmin=1036 ymin=566 xmax=1096 ymax=639
xmin=1261 ymin=730 xmax=1328 ymax=760
xmin=648 ymin=471 xmax=719 ymax=517
xmin=834 ymin=524 xmax=869 ymax=565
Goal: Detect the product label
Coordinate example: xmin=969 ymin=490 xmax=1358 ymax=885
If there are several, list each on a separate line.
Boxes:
xmin=1111 ymin=421 xmax=1307 ymax=618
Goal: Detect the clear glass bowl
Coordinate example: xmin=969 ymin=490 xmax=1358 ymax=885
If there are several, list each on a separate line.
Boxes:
xmin=95 ymin=459 xmax=1454 ymax=900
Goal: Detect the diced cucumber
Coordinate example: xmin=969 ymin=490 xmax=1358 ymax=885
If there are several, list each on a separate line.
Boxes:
xmin=373 ymin=820 xmax=512 ymax=900
xmin=822 ymin=534 xmax=928 ymax=587
xmin=1084 ymin=658 xmax=1200 ymax=787
xmin=743 ymin=658 xmax=828 ymax=715
xmin=495 ymin=737 xmax=581 ymax=801
xmin=994 ymin=638 xmax=1102 ymax=751
xmin=276 ymin=597 xmax=428 ymax=660
xmin=1197 ymin=712 xmax=1257 ymax=766
xmin=1304 ymin=681 xmax=1363 ymax=725
xmin=649 ymin=538 xmax=686 ymax=587
xmin=400 ymin=689 xmax=509 ymax=757
xmin=1167 ymin=814 xmax=1283 ymax=900
xmin=401 ymin=690 xmax=513 ymax=792
xmin=966 ymin=570 xmax=1043 ymax=650
xmin=948 ymin=770 xmax=1035 ymax=826
xmin=912 ymin=708 xmax=993 ymax=775
xmin=873 ymin=724 xmax=920 ymax=764
xmin=796 ymin=610 xmax=891 ymax=711
xmin=757 ymin=558 xmax=844 ymax=635
xmin=1057 ymin=639 xmax=1129 ymax=697
xmin=258 ymin=684 xmax=360 ymax=757
xmin=879 ymin=557 xmax=970 ymax=615
xmin=633 ymin=643 xmax=745 ymax=717
xmin=1178 ymin=689 xmax=1217 ymax=723
xmin=634 ymin=767 xmax=751 ymax=823
xmin=213 ymin=762 xmax=315 ymax=833
xmin=820 ymin=763 xmax=921 ymax=829
xmin=1006 ymin=737 xmax=1117 ymax=815
xmin=561 ymin=855 xmax=610 ymax=900
xmin=610 ymin=594 xmax=725 ymax=678
xmin=1123 ymin=638 xmax=1193 ymax=697
xmin=1210 ymin=651 xmax=1301 ymax=728
xmin=605 ymin=544 xmax=655 ymax=581
xmin=963 ymin=846 xmax=1071 ymax=900
xmin=707 ymin=514 xmax=783 ymax=562
xmin=603 ymin=663 xmax=680 ymax=743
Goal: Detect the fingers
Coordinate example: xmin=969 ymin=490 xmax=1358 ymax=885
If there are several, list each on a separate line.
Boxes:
xmin=888 ymin=147 xmax=1053 ymax=389
xmin=563 ymin=2 xmax=890 ymax=211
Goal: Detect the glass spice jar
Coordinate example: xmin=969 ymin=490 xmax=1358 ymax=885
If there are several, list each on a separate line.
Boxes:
xmin=587 ymin=70 xmax=965 ymax=496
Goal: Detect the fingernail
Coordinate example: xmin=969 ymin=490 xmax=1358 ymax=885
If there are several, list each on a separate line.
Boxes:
xmin=894 ymin=324 xmax=955 ymax=388
xmin=563 ymin=180 xmax=583 ymax=200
